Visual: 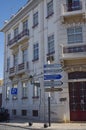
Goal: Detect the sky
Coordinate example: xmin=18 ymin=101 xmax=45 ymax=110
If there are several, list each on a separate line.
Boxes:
xmin=0 ymin=0 xmax=28 ymax=79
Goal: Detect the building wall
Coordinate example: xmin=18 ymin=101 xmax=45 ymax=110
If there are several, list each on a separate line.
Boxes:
xmin=2 ymin=0 xmax=86 ymax=122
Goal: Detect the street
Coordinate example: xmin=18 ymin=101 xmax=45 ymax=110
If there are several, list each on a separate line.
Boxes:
xmin=0 ymin=123 xmax=86 ymax=130
xmin=0 ymin=125 xmax=28 ymax=130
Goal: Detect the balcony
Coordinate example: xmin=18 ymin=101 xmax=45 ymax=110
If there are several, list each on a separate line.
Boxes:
xmin=17 ymin=62 xmax=29 ymax=75
xmin=9 ymin=66 xmax=17 ymax=78
xmin=61 ymin=1 xmax=86 ymax=24
xmin=8 ymin=29 xmax=29 ymax=48
xmin=9 ymin=62 xmax=29 ymax=78
xmin=60 ymin=43 xmax=86 ymax=60
xmin=60 ymin=43 xmax=86 ymax=72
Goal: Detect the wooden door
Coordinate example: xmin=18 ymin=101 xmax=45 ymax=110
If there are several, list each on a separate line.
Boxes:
xmin=69 ymin=82 xmax=86 ymax=121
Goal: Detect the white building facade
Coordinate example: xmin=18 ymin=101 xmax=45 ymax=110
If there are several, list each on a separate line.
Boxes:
xmin=1 ymin=0 xmax=86 ymax=122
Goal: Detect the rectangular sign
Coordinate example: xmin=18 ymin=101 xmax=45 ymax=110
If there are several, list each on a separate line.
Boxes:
xmin=44 ymin=80 xmax=63 ymax=87
xmin=45 ymin=87 xmax=63 ymax=92
xmin=11 ymin=88 xmax=17 ymax=95
xmin=44 ymin=74 xmax=62 ymax=80
xmin=44 ymin=68 xmax=62 ymax=74
xmin=44 ymin=64 xmax=62 ymax=68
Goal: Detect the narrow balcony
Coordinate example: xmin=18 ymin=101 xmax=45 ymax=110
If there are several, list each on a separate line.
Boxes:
xmin=59 ymin=43 xmax=86 ymax=72
xmin=8 ymin=29 xmax=29 ymax=48
xmin=61 ymin=0 xmax=86 ymax=23
xmin=9 ymin=66 xmax=16 ymax=78
xmin=60 ymin=43 xmax=86 ymax=60
xmin=17 ymin=62 xmax=29 ymax=75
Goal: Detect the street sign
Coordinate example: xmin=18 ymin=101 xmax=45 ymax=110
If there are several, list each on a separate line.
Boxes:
xmin=44 ymin=68 xmax=63 ymax=74
xmin=11 ymin=88 xmax=17 ymax=95
xmin=44 ymin=74 xmax=62 ymax=80
xmin=44 ymin=80 xmax=63 ymax=87
xmin=44 ymin=64 xmax=62 ymax=68
xmin=45 ymin=87 xmax=63 ymax=92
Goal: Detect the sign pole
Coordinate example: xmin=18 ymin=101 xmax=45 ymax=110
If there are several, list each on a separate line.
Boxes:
xmin=48 ymin=92 xmax=51 ymax=126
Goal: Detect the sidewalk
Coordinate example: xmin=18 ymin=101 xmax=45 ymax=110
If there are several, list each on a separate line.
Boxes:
xmin=0 ymin=118 xmax=86 ymax=130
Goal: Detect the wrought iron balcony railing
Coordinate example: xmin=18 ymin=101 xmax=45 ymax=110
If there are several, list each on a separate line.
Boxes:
xmin=8 ymin=29 xmax=29 ymax=46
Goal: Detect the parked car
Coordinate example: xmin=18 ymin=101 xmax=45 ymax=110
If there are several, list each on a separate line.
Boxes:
xmin=0 ymin=107 xmax=10 ymax=122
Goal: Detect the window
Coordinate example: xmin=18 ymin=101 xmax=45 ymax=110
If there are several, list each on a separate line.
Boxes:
xmin=32 ymin=110 xmax=38 ymax=117
xmin=33 ymin=43 xmax=39 ymax=61
xmin=7 ymin=33 xmax=11 ymax=43
xmin=48 ymin=34 xmax=55 ymax=54
xmin=6 ymin=86 xmax=10 ymax=99
xmin=12 ymin=83 xmax=18 ymax=100
xmin=67 ymin=0 xmax=81 ymax=11
xmin=14 ymin=54 xmax=18 ymax=66
xmin=47 ymin=0 xmax=53 ymax=17
xmin=33 ymin=12 xmax=38 ymax=27
xmin=14 ymin=27 xmax=18 ymax=37
xmin=7 ymin=57 xmax=10 ymax=71
xmin=67 ymin=26 xmax=83 ymax=44
xmin=33 ymin=85 xmax=39 ymax=98
xmin=22 ymin=81 xmax=27 ymax=98
xmin=23 ymin=20 xmax=28 ymax=30
xmin=22 ymin=49 xmax=28 ymax=63
xmin=21 ymin=110 xmax=27 ymax=116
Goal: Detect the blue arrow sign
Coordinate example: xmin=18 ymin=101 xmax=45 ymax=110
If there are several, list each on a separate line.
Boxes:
xmin=44 ymin=74 xmax=62 ymax=80
xmin=11 ymin=88 xmax=17 ymax=95
xmin=44 ymin=64 xmax=62 ymax=68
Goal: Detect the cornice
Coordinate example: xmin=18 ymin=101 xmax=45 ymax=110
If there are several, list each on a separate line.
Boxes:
xmin=1 ymin=0 xmax=41 ymax=32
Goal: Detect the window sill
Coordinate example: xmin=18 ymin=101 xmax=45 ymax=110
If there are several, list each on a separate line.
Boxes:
xmin=32 ymin=23 xmax=38 ymax=29
xmin=32 ymin=96 xmax=39 ymax=99
xmin=32 ymin=58 xmax=39 ymax=62
xmin=21 ymin=97 xmax=28 ymax=99
xmin=47 ymin=51 xmax=55 ymax=56
xmin=46 ymin=12 xmax=54 ymax=19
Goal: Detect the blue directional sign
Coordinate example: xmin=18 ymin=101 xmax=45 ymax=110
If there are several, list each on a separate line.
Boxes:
xmin=44 ymin=74 xmax=62 ymax=80
xmin=44 ymin=64 xmax=62 ymax=68
xmin=11 ymin=88 xmax=17 ymax=95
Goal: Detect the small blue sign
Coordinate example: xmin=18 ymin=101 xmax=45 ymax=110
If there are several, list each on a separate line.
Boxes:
xmin=11 ymin=88 xmax=17 ymax=95
xmin=44 ymin=74 xmax=62 ymax=80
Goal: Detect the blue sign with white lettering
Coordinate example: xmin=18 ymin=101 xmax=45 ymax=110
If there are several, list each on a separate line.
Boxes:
xmin=44 ymin=74 xmax=62 ymax=80
xmin=11 ymin=88 xmax=17 ymax=95
xmin=44 ymin=64 xmax=62 ymax=68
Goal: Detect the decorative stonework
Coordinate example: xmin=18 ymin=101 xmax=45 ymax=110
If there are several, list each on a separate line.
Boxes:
xmin=21 ymin=42 xmax=29 ymax=50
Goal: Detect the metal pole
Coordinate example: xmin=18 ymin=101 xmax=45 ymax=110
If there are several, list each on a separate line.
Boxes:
xmin=48 ymin=93 xmax=51 ymax=126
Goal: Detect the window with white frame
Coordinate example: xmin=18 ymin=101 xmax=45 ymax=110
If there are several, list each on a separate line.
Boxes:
xmin=22 ymin=49 xmax=28 ymax=63
xmin=47 ymin=0 xmax=53 ymax=17
xmin=6 ymin=86 xmax=10 ymax=99
xmin=7 ymin=57 xmax=10 ymax=71
xmin=67 ymin=26 xmax=83 ymax=44
xmin=14 ymin=27 xmax=18 ymax=37
xmin=14 ymin=53 xmax=18 ymax=66
xmin=33 ymin=12 xmax=38 ymax=27
xmin=48 ymin=34 xmax=55 ymax=54
xmin=23 ymin=19 xmax=28 ymax=30
xmin=12 ymin=83 xmax=18 ymax=100
xmin=33 ymin=43 xmax=39 ymax=60
xmin=33 ymin=85 xmax=39 ymax=97
xmin=22 ymin=81 xmax=27 ymax=98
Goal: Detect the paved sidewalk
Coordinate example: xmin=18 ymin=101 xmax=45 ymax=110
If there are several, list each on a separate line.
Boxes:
xmin=0 ymin=118 xmax=86 ymax=130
